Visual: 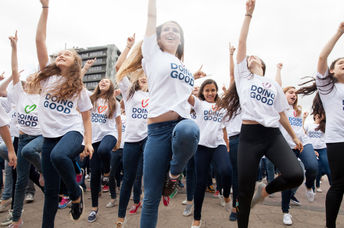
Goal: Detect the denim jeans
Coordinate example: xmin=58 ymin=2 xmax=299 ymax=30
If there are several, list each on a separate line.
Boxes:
xmin=229 ymin=134 xmax=239 ymax=208
xmin=140 ymin=119 xmax=200 ymax=228
xmin=109 ymin=149 xmax=123 ymax=199
xmin=133 ymin=152 xmax=143 ymax=204
xmin=90 ymin=135 xmax=117 ymax=208
xmin=193 ymin=145 xmax=232 ymax=220
xmin=186 ymin=156 xmax=196 ymax=202
xmin=0 ymin=142 xmax=13 ymax=200
xmin=263 ymin=157 xmax=275 ymax=184
xmin=41 ymin=131 xmax=83 ymax=228
xmin=315 ymin=148 xmax=332 ymax=187
xmin=118 ymin=138 xmax=146 ymax=218
xmin=12 ymin=134 xmax=44 ymax=222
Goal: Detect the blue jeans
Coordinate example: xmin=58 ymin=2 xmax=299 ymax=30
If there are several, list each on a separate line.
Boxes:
xmin=229 ymin=134 xmax=239 ymax=208
xmin=194 ymin=145 xmax=232 ymax=220
xmin=0 ymin=142 xmax=13 ymax=200
xmin=109 ymin=149 xmax=122 ymax=199
xmin=140 ymin=119 xmax=200 ymax=228
xmin=186 ymin=156 xmax=196 ymax=202
xmin=41 ymin=131 xmax=83 ymax=228
xmin=90 ymin=135 xmax=117 ymax=208
xmin=118 ymin=138 xmax=146 ymax=218
xmin=133 ymin=152 xmax=143 ymax=204
xmin=315 ymin=148 xmax=332 ymax=187
xmin=12 ymin=134 xmax=44 ymax=222
xmin=263 ymin=157 xmax=275 ymax=184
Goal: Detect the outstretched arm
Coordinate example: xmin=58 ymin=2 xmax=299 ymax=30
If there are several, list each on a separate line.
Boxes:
xmin=0 ymin=74 xmax=14 ymax=97
xmin=275 ymin=63 xmax=283 ymax=87
xmin=229 ymin=45 xmax=236 ymax=85
xmin=9 ymin=31 xmax=19 ymax=85
xmin=237 ymin=0 xmax=255 ymax=63
xmin=36 ymin=0 xmax=50 ymax=70
xmin=81 ymin=58 xmax=96 ymax=79
xmin=318 ymin=22 xmax=344 ymax=75
xmin=115 ymin=34 xmax=136 ymax=72
xmin=145 ymin=0 xmax=157 ymax=37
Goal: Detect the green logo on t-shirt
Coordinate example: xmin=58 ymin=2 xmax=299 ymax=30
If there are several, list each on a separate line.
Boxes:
xmin=24 ymin=104 xmax=37 ymax=114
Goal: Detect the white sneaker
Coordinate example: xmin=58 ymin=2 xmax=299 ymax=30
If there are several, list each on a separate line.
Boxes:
xmin=283 ymin=213 xmax=293 ymax=225
xmin=225 ymin=201 xmax=231 ymax=212
xmin=305 ymin=189 xmax=315 ymax=202
xmin=24 ymin=194 xmax=34 ymax=203
xmin=251 ymin=182 xmax=266 ymax=208
xmin=191 ymin=220 xmax=201 ymax=228
xmin=183 ymin=204 xmax=192 ymax=217
xmin=219 ymin=195 xmax=225 ymax=207
xmin=316 ymin=188 xmax=323 ymax=193
xmin=182 ymin=200 xmax=187 ymax=205
xmin=106 ymin=199 xmax=117 ymax=208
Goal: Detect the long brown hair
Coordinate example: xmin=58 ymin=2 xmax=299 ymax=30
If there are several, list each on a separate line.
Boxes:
xmin=198 ymin=79 xmax=219 ymax=102
xmin=283 ymin=86 xmax=302 ymax=116
xmin=312 ymin=92 xmax=326 ymax=133
xmin=30 ymin=49 xmax=83 ymax=100
xmin=156 ymin=21 xmax=184 ymax=60
xmin=90 ymin=79 xmax=117 ymax=118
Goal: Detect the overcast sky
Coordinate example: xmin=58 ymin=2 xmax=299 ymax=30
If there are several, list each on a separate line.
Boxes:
xmin=1 ymin=0 xmax=344 ymax=115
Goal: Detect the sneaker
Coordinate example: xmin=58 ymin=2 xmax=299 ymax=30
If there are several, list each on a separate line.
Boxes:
xmin=251 ymin=182 xmax=266 ymax=208
xmin=87 ymin=210 xmax=98 ymax=223
xmin=316 ymin=188 xmax=323 ymax=193
xmin=0 ymin=199 xmax=12 ymax=213
xmin=229 ymin=211 xmax=237 ymax=221
xmin=182 ymin=200 xmax=188 ymax=205
xmin=1 ymin=210 xmax=13 ymax=226
xmin=129 ymin=202 xmax=141 ymax=214
xmin=115 ymin=220 xmax=125 ymax=228
xmin=183 ymin=204 xmax=192 ymax=217
xmin=59 ymin=197 xmax=72 ymax=209
xmin=76 ymin=168 xmax=84 ymax=184
xmin=106 ymin=199 xmax=117 ymax=208
xmin=283 ymin=213 xmax=293 ymax=225
xmin=102 ymin=185 xmax=109 ymax=193
xmin=24 ymin=194 xmax=34 ymax=204
xmin=206 ymin=185 xmax=215 ymax=193
xmin=8 ymin=219 xmax=23 ymax=228
xmin=225 ymin=201 xmax=231 ymax=212
xmin=191 ymin=220 xmax=202 ymax=228
xmin=305 ymin=189 xmax=315 ymax=202
xmin=213 ymin=190 xmax=220 ymax=198
xmin=70 ymin=186 xmax=84 ymax=221
xmin=219 ymin=195 xmax=225 ymax=207
xmin=290 ymin=195 xmax=301 ymax=206
xmin=162 ymin=174 xmax=179 ymax=197
xmin=162 ymin=196 xmax=170 ymax=207
xmin=178 ymin=180 xmax=184 ymax=188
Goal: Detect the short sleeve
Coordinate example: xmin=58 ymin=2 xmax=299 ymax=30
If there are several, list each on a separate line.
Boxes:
xmin=114 ymin=101 xmax=121 ymax=118
xmin=234 ymin=57 xmax=251 ymax=88
xmin=7 ymin=83 xmax=22 ymax=105
xmin=77 ymin=88 xmax=93 ymax=112
xmin=118 ymin=77 xmax=131 ymax=100
xmin=273 ymin=81 xmax=289 ymax=113
xmin=0 ymin=106 xmax=10 ymax=127
xmin=142 ymin=34 xmax=161 ymax=62
xmin=316 ymin=70 xmax=333 ymax=96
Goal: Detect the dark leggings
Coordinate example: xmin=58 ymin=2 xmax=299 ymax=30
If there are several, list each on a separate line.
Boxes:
xmin=193 ymin=145 xmax=232 ymax=221
xmin=325 ymin=142 xmax=344 ymax=228
xmin=237 ymin=125 xmax=304 ymax=228
xmin=229 ymin=134 xmax=240 ymax=208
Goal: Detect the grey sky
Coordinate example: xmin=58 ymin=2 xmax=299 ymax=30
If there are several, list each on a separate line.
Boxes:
xmin=1 ymin=0 xmax=344 ymax=115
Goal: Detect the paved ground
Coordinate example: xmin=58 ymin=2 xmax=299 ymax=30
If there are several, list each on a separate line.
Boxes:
xmin=1 ymin=177 xmax=343 ymax=228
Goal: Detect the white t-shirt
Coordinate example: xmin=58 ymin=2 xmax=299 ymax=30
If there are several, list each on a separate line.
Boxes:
xmin=235 ymin=58 xmax=289 ymax=128
xmin=225 ymin=112 xmax=242 ymax=137
xmin=119 ymin=114 xmax=126 ymax=149
xmin=304 ymin=122 xmax=326 ymax=150
xmin=7 ymin=83 xmax=41 ymax=136
xmin=91 ymin=99 xmax=121 ymax=143
xmin=142 ymin=34 xmax=194 ymax=119
xmin=39 ymin=76 xmax=92 ymax=138
xmin=316 ymin=71 xmax=344 ymax=143
xmin=279 ymin=106 xmax=310 ymax=148
xmin=193 ymin=97 xmax=226 ymax=148
xmin=5 ymin=87 xmax=19 ymax=137
xmin=0 ymin=105 xmax=10 ymax=128
xmin=118 ymin=77 xmax=148 ymax=142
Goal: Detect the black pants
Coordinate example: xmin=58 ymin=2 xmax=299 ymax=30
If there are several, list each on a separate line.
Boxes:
xmin=237 ymin=125 xmax=304 ymax=228
xmin=326 ymin=142 xmax=344 ymax=228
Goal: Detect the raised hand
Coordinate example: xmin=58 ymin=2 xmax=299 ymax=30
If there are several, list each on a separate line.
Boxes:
xmin=0 ymin=72 xmax=5 ymax=81
xmin=229 ymin=45 xmax=236 ymax=55
xmin=246 ymin=0 xmax=256 ymax=15
xmin=338 ymin=22 xmax=344 ymax=33
xmin=40 ymin=0 xmax=49 ymax=7
xmin=127 ymin=33 xmax=136 ymax=49
xmin=277 ymin=63 xmax=283 ymax=70
xmin=9 ymin=31 xmax=18 ymax=49
xmin=193 ymin=65 xmax=207 ymax=80
xmin=84 ymin=58 xmax=96 ymax=71
xmin=303 ymin=112 xmax=309 ymax=119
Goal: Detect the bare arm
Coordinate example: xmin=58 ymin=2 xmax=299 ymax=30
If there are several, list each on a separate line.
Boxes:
xmin=275 ymin=63 xmax=283 ymax=87
xmin=223 ymin=128 xmax=230 ymax=152
xmin=0 ymin=75 xmax=13 ymax=97
xmin=9 ymin=31 xmax=19 ymax=85
xmin=115 ymin=34 xmax=136 ymax=72
xmin=229 ymin=45 xmax=236 ymax=85
xmin=188 ymin=95 xmax=195 ymax=107
xmin=80 ymin=110 xmax=94 ymax=159
xmin=145 ymin=0 xmax=157 ymax=37
xmin=36 ymin=0 xmax=50 ymax=70
xmin=318 ymin=22 xmax=344 ymax=75
xmin=81 ymin=58 xmax=96 ymax=79
xmin=0 ymin=126 xmax=17 ymax=168
xmin=237 ymin=0 xmax=255 ymax=63
xmin=114 ymin=115 xmax=122 ymax=150
xmin=279 ymin=112 xmax=303 ymax=151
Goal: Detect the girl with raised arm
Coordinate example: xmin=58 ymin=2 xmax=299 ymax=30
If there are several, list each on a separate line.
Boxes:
xmin=297 ymin=22 xmax=344 ymax=228
xmin=140 ymin=0 xmax=200 ymax=227
xmin=32 ymin=0 xmax=93 ymax=226
xmin=115 ymin=36 xmax=148 ymax=227
xmin=218 ymin=0 xmax=304 ymax=227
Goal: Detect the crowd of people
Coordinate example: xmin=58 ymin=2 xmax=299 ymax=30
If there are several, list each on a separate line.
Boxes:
xmin=0 ymin=0 xmax=343 ymax=227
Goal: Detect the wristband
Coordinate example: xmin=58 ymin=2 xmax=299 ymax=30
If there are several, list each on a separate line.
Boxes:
xmin=245 ymin=13 xmax=252 ymax=18
xmin=42 ymin=6 xmax=49 ymax=8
